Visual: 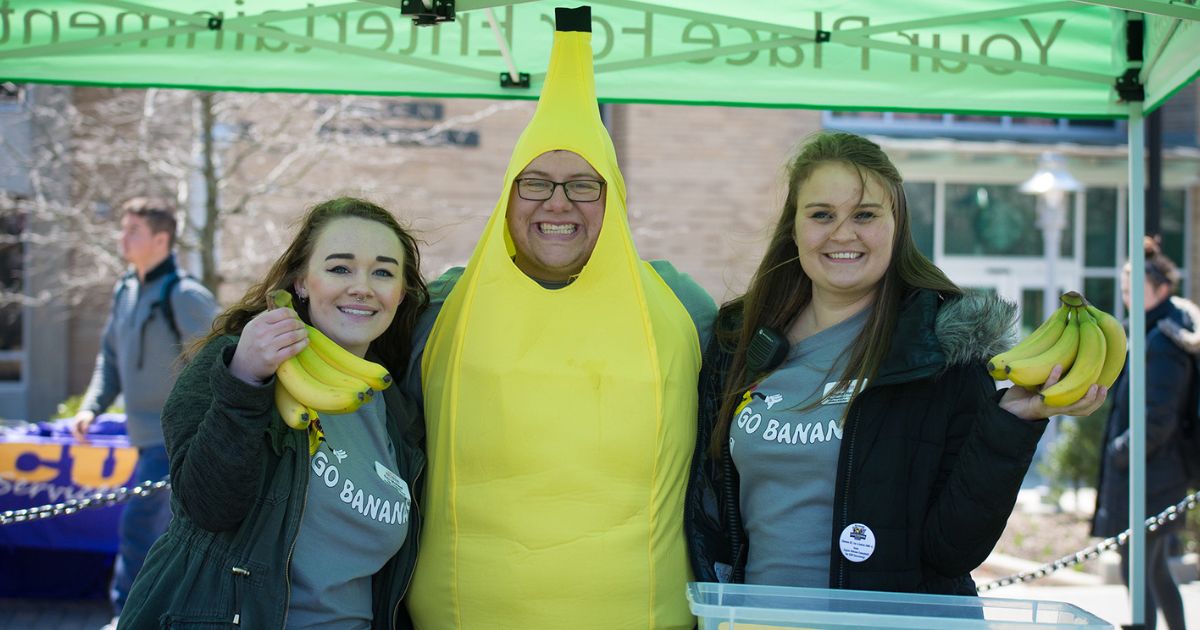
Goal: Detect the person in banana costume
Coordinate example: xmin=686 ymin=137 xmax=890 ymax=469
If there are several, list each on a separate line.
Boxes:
xmin=402 ymin=7 xmax=715 ymax=629
xmin=1092 ymin=237 xmax=1193 ymax=630
xmin=117 ymin=198 xmax=429 ymax=630
xmin=686 ymin=132 xmax=1107 ymax=596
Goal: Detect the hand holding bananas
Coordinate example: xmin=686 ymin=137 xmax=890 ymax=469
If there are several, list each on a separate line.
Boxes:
xmin=991 ymin=291 xmax=1126 ymax=418
xmin=267 ymin=290 xmax=392 ymax=432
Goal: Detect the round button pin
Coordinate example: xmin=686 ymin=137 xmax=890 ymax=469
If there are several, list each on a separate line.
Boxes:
xmin=839 ymin=522 xmax=876 ymax=563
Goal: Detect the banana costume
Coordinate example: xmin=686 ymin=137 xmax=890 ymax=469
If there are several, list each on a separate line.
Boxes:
xmin=410 ymin=7 xmax=700 ymax=629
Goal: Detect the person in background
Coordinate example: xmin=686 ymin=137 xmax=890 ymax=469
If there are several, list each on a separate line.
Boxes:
xmin=115 ymin=197 xmax=429 ymax=630
xmin=71 ymin=197 xmax=219 ymax=630
xmin=686 ymin=131 xmax=1106 ymax=596
xmin=1092 ymin=236 xmax=1191 ymax=630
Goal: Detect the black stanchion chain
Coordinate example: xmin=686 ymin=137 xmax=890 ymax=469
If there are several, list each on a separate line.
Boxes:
xmin=2 ymin=479 xmax=1196 ymax=592
xmin=977 ymin=489 xmax=1200 ymax=593
xmin=0 ymin=477 xmax=170 ymax=526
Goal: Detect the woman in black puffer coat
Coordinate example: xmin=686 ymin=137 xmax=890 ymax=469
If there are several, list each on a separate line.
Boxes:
xmin=1092 ymin=237 xmax=1193 ymax=630
xmin=686 ymin=132 xmax=1109 ymax=597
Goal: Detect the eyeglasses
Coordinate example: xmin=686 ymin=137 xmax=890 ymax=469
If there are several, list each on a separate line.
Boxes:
xmin=514 ymin=178 xmax=605 ymax=202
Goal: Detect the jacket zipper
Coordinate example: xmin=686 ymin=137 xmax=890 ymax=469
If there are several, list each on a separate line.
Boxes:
xmin=394 ymin=456 xmax=425 ymax=628
xmin=720 ymin=437 xmax=745 ymax=583
xmin=230 ymin=566 xmax=251 ymax=625
xmin=280 ymin=433 xmax=311 ymax=629
xmin=837 ymin=404 xmax=862 ymax=589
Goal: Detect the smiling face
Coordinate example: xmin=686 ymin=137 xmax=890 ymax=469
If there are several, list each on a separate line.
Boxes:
xmin=793 ymin=161 xmax=896 ymax=307
xmin=295 ymin=217 xmax=406 ymax=357
xmin=506 ymin=150 xmax=606 ymax=282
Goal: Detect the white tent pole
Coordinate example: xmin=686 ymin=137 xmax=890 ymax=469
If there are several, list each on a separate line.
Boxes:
xmin=1142 ymin=18 xmax=1182 ymax=79
xmin=485 ymin=8 xmax=521 ymax=85
xmin=1127 ymin=102 xmax=1147 ymax=629
xmin=1070 ymin=0 xmax=1200 ymax=21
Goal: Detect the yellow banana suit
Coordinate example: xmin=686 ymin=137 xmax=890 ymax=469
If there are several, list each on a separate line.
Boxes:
xmin=410 ymin=7 xmax=700 ymax=630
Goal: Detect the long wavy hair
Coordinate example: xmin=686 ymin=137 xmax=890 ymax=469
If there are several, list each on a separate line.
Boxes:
xmin=192 ymin=197 xmax=429 ymax=379
xmin=711 ymin=132 xmax=961 ymax=454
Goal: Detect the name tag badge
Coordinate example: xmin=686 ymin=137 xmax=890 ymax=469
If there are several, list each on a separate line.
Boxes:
xmin=839 ymin=523 xmax=876 ymax=563
xmin=822 ymin=379 xmax=866 ymax=405
xmin=374 ymin=461 xmax=410 ymax=502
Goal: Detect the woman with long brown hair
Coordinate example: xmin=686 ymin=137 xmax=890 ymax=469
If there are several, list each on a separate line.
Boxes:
xmin=686 ymin=132 xmax=1105 ymax=595
xmin=117 ymin=197 xmax=429 ymax=629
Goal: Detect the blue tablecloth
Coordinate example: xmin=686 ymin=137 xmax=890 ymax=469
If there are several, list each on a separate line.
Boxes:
xmin=0 ymin=415 xmax=137 ymax=598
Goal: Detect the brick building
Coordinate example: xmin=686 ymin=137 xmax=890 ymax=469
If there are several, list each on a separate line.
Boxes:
xmin=0 ymin=80 xmax=1197 ymax=421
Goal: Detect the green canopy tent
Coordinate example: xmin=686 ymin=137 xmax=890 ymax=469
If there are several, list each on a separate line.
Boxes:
xmin=3 ymin=1 xmax=1199 ymax=624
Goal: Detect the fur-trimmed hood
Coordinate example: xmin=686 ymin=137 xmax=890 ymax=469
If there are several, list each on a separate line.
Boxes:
xmin=874 ymin=290 xmax=1017 ymax=386
xmin=1159 ymin=295 xmax=1200 ymax=355
xmin=935 ymin=291 xmax=1019 ymax=366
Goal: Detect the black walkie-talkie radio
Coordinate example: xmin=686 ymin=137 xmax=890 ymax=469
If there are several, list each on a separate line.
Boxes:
xmin=746 ymin=327 xmax=789 ymax=374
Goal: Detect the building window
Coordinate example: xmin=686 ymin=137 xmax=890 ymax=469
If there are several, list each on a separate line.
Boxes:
xmin=0 ymin=199 xmax=23 ymax=381
xmin=1161 ymin=189 xmax=1187 ymax=267
xmin=824 ymin=111 xmax=1123 ymax=144
xmin=903 ymin=181 xmax=935 ymax=259
xmin=1084 ymin=277 xmax=1118 ymax=316
xmin=943 ymin=183 xmax=1075 ymax=257
xmin=1084 ymin=188 xmax=1119 ymax=268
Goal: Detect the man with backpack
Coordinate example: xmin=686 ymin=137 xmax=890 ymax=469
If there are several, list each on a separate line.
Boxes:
xmin=71 ymin=197 xmax=219 ymax=630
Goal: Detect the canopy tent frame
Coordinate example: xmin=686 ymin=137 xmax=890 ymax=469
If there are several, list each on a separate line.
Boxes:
xmin=1074 ymin=0 xmax=1200 ymax=21
xmin=4 ymin=1 xmax=1192 ymax=113
xmin=583 ymin=0 xmax=1119 ymax=87
xmin=4 ymin=1 xmax=1199 ymax=625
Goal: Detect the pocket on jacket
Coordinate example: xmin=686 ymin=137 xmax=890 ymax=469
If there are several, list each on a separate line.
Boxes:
xmin=159 ymin=613 xmax=237 ymax=629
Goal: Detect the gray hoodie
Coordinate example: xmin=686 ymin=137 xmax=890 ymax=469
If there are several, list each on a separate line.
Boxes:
xmin=80 ymin=255 xmax=220 ymax=447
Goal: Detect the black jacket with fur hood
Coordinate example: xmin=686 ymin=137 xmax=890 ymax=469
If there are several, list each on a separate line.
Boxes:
xmin=685 ymin=289 xmax=1047 ymax=595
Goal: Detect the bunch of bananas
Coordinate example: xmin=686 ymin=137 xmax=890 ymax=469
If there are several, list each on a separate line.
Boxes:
xmin=268 ymin=290 xmax=393 ymax=435
xmin=988 ymin=291 xmax=1127 ymax=407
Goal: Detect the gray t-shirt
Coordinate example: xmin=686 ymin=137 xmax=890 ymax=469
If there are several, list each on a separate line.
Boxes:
xmin=730 ymin=308 xmax=868 ymax=587
xmin=286 ymin=394 xmax=412 ymax=629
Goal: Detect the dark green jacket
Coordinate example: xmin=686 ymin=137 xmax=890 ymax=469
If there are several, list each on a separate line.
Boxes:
xmin=118 ymin=336 xmax=424 ymax=629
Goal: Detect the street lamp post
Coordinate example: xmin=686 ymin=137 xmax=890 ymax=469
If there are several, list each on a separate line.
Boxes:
xmin=1020 ymin=152 xmax=1083 ymax=321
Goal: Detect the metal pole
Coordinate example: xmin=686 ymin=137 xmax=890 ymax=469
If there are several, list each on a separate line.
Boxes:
xmin=1146 ymin=107 xmax=1162 ymax=238
xmin=1126 ymin=103 xmax=1147 ymax=630
xmin=1041 ymin=199 xmax=1061 ymax=320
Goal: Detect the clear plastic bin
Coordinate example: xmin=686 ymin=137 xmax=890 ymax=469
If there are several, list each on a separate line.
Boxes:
xmin=687 ymin=582 xmax=1113 ymax=629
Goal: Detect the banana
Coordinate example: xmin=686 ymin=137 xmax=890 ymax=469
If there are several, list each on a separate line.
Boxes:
xmin=275 ymin=381 xmax=311 ymax=430
xmin=308 ymin=417 xmax=325 ymax=456
xmin=1006 ymin=309 xmax=1081 ymax=388
xmin=267 ymin=288 xmax=392 ymax=392
xmin=1059 ymin=291 xmax=1086 ymax=308
xmin=306 ymin=324 xmax=393 ymax=392
xmin=277 ymin=354 xmax=367 ymax=414
xmin=1085 ymin=304 xmax=1127 ymax=389
xmin=296 ymin=345 xmax=374 ymax=397
xmin=988 ymin=303 xmax=1072 ymax=380
xmin=1041 ymin=308 xmax=1107 ymax=407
